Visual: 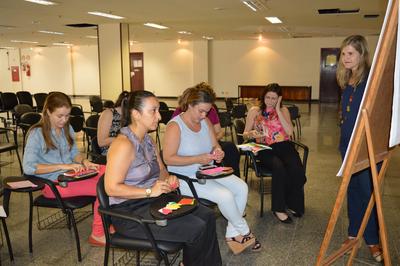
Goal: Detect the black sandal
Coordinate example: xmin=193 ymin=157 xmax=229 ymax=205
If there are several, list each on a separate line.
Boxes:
xmin=243 ymin=231 xmax=262 ymax=252
xmin=226 ymin=233 xmax=255 ymax=255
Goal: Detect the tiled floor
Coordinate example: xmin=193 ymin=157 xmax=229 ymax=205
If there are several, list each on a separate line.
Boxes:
xmin=0 ymin=102 xmax=399 ymax=265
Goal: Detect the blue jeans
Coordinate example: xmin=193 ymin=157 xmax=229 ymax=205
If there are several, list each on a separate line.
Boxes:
xmin=347 ymin=166 xmax=380 ymax=245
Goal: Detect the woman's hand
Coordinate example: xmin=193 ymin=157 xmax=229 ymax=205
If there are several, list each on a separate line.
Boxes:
xmin=211 ymin=148 xmax=224 ymax=163
xmin=61 ymin=163 xmax=85 ymax=172
xmin=276 ymin=96 xmax=282 ymax=110
xmin=246 ymin=129 xmax=264 ymax=139
xmin=166 ymin=175 xmax=180 ymax=190
xmin=82 ymin=159 xmax=99 ymax=170
xmin=151 ymin=180 xmax=173 ymax=197
xmin=197 ymin=153 xmax=215 ymax=165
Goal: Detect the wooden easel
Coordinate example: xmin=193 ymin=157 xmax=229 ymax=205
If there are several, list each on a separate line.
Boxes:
xmin=316 ymin=0 xmax=398 ymax=265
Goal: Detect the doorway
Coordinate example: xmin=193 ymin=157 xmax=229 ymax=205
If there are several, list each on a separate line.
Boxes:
xmin=319 ymin=48 xmax=341 ymax=103
xmin=130 ymin=52 xmax=144 ymax=91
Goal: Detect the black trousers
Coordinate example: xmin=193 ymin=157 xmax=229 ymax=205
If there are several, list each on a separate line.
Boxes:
xmin=111 ymin=198 xmax=222 ymax=266
xmin=219 ymin=141 xmax=241 ymax=177
xmin=257 ymin=141 xmax=306 ymax=214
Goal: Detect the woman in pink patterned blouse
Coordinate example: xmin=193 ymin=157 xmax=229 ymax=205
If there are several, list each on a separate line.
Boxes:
xmin=243 ymin=83 xmax=306 ymax=224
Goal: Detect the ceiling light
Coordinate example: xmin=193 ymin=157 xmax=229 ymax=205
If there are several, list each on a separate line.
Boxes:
xmin=24 ymin=0 xmax=57 ymax=5
xmin=202 ymin=36 xmax=214 ymax=40
xmin=143 ymin=23 xmax=168 ymax=30
xmin=88 ymin=11 xmax=124 ymax=20
xmin=242 ymin=1 xmax=258 ymax=12
xmin=178 ymin=31 xmax=192 ymax=35
xmin=53 ymin=42 xmax=73 ymax=46
xmin=265 ymin=17 xmax=282 ymax=24
xmin=38 ymin=30 xmax=64 ymax=35
xmin=11 ymin=40 xmax=38 ymax=44
xmin=86 ymin=35 xmax=98 ymax=39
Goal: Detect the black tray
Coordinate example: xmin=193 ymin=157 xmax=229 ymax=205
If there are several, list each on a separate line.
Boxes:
xmin=196 ymin=166 xmax=234 ymax=180
xmin=150 ymin=193 xmax=197 ymax=220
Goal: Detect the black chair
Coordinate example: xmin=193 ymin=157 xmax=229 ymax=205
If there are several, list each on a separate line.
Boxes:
xmin=16 ymin=91 xmax=34 ymax=109
xmin=102 ymin=100 xmax=114 ymax=109
xmin=286 ymin=105 xmax=301 ymax=140
xmin=84 ymin=114 xmax=100 ymax=157
xmin=96 ymin=175 xmax=184 ymax=266
xmin=244 ymin=140 xmax=309 ymax=217
xmin=218 ymin=111 xmax=234 ymax=142
xmin=0 ymin=127 xmax=23 ymax=174
xmin=0 ymin=92 xmax=19 ymax=121
xmin=0 ymin=183 xmax=14 ymax=263
xmin=224 ymin=98 xmax=235 ymax=113
xmin=33 ymin=93 xmax=48 ymax=112
xmin=90 ymin=137 xmax=106 ymax=164
xmin=19 ymin=112 xmax=42 ymax=152
xmin=159 ymin=101 xmax=169 ymax=112
xmin=231 ymin=104 xmax=247 ymax=121
xmin=13 ymin=104 xmax=34 ymax=127
xmin=69 ymin=106 xmax=85 ymax=133
xmin=90 ymin=96 xmax=103 ymax=114
xmin=26 ymin=174 xmax=96 ymax=262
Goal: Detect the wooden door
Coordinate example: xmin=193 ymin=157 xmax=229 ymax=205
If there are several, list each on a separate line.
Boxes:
xmin=130 ymin=52 xmax=144 ymax=91
xmin=319 ymin=48 xmax=341 ymax=103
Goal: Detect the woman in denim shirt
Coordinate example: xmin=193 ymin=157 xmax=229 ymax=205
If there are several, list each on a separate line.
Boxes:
xmin=23 ymin=92 xmax=107 ymax=246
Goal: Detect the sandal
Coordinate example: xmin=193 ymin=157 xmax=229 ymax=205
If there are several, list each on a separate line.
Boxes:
xmin=226 ymin=233 xmax=256 ymax=255
xmin=244 ymin=232 xmax=262 ymax=252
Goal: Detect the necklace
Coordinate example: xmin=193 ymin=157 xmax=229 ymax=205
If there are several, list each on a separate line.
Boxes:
xmin=341 ymin=85 xmax=357 ymax=124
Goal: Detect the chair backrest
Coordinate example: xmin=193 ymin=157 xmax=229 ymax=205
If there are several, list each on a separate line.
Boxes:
xmin=13 ymin=104 xmax=34 ymax=123
xmin=85 ymin=114 xmax=100 ymax=139
xmin=70 ymin=105 xmax=84 ymax=117
xmin=225 ymin=98 xmax=234 ymax=112
xmin=1 ymin=92 xmax=18 ymax=111
xmin=159 ymin=101 xmax=169 ymax=111
xmin=96 ymin=175 xmax=112 ymax=230
xmin=19 ymin=112 xmax=41 ymax=131
xmin=33 ymin=93 xmax=48 ymax=112
xmin=89 ymin=96 xmax=103 ymax=113
xmin=231 ymin=104 xmax=247 ymax=119
xmin=159 ymin=110 xmax=174 ymax=125
xmin=69 ymin=106 xmax=85 ymax=132
xmin=233 ymin=119 xmax=246 ymax=144
xmin=102 ymin=100 xmax=114 ymax=109
xmin=218 ymin=111 xmax=232 ymax=128
xmin=16 ymin=91 xmax=33 ymax=107
xmin=287 ymin=105 xmax=300 ymax=120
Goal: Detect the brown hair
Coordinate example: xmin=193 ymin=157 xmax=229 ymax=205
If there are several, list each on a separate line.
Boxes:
xmin=336 ymin=35 xmax=370 ymax=89
xmin=178 ymin=82 xmax=216 ymax=111
xmin=260 ymin=83 xmax=282 ymax=110
xmin=29 ymin=92 xmax=74 ymax=151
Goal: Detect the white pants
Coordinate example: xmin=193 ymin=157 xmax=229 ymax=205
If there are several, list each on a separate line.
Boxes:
xmin=179 ymin=174 xmax=250 ymax=238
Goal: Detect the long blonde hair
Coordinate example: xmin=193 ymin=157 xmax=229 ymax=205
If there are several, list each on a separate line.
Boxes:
xmin=336 ymin=35 xmax=370 ymax=89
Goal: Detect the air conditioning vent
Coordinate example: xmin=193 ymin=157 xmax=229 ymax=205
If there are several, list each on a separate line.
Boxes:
xmin=364 ymin=14 xmax=379 ymax=18
xmin=318 ymin=8 xmax=360 ymax=15
xmin=65 ymin=23 xmax=97 ymax=28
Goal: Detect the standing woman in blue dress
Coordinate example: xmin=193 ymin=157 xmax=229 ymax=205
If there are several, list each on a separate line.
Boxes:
xmin=337 ymin=35 xmax=382 ymax=262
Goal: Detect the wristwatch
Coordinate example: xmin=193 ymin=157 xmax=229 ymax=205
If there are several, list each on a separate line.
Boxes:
xmin=145 ymin=188 xmax=152 ymax=198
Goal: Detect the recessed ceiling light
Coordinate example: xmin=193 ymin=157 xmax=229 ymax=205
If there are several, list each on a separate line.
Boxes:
xmin=88 ymin=11 xmax=124 ymax=20
xmin=53 ymin=42 xmax=73 ymax=46
xmin=86 ymin=35 xmax=98 ymax=39
xmin=38 ymin=30 xmax=64 ymax=35
xmin=143 ymin=23 xmax=168 ymax=30
xmin=25 ymin=0 xmax=57 ymax=5
xmin=265 ymin=17 xmax=282 ymax=24
xmin=178 ymin=31 xmax=192 ymax=35
xmin=242 ymin=1 xmax=258 ymax=12
xmin=202 ymin=36 xmax=214 ymax=40
xmin=11 ymin=40 xmax=38 ymax=44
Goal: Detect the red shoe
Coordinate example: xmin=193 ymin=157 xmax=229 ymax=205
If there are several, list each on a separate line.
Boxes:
xmin=368 ymin=245 xmax=383 ymax=262
xmin=88 ymin=234 xmax=105 ymax=247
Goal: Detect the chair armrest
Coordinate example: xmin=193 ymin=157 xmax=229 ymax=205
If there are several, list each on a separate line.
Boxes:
xmin=25 ymin=174 xmax=67 ymax=210
xmin=0 ymin=127 xmax=18 ymax=144
xmin=98 ymin=206 xmax=158 ymax=225
xmin=289 ymin=140 xmax=309 ymax=172
xmin=169 ymin=172 xmax=201 ymax=200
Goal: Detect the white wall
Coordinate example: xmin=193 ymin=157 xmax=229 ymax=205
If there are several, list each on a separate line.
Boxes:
xmin=210 ymin=36 xmax=379 ymax=99
xmin=131 ymin=41 xmax=196 ymax=96
xmin=71 ymin=45 xmax=100 ymax=95
xmin=0 ymin=46 xmax=100 ymax=96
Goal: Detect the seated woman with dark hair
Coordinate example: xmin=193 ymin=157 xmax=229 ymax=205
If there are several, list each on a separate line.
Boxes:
xmin=243 ymin=83 xmax=307 ymax=223
xmin=97 ymin=90 xmax=129 ymax=155
xmin=22 ymin=92 xmax=107 ymax=246
xmin=105 ymin=90 xmax=222 ymax=266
